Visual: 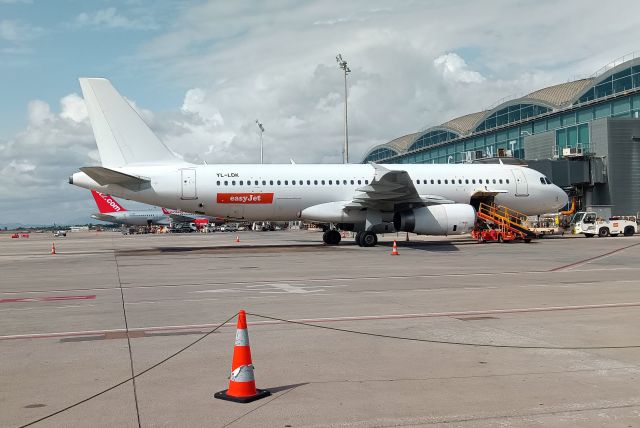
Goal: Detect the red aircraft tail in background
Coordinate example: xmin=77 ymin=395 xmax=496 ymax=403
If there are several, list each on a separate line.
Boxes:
xmin=91 ymin=190 xmax=127 ymax=213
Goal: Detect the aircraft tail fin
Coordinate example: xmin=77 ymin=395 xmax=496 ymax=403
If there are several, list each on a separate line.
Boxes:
xmin=91 ymin=190 xmax=127 ymax=213
xmin=79 ymin=78 xmax=183 ymax=167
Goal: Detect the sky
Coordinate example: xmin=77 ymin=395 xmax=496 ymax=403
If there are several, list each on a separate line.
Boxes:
xmin=1 ymin=0 xmax=639 ymax=225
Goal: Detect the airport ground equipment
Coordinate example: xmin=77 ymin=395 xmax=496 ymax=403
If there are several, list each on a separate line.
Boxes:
xmin=474 ymin=203 xmax=537 ymax=243
xmin=571 ymin=212 xmax=637 ymax=237
xmin=214 ymin=310 xmax=270 ymax=403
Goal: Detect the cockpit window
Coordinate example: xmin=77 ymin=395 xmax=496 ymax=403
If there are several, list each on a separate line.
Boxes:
xmin=540 ymin=176 xmax=552 ymax=185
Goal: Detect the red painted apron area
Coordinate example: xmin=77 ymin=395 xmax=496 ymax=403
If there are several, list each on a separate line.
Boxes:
xmin=0 ymin=295 xmax=96 ymax=303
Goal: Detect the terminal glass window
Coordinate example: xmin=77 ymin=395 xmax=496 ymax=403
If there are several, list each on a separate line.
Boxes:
xmin=578 ymin=65 xmax=640 ymax=104
xmin=363 ymin=147 xmax=398 ymax=163
xmin=408 ymin=130 xmax=459 ymax=151
xmin=475 ymin=103 xmax=551 ymax=132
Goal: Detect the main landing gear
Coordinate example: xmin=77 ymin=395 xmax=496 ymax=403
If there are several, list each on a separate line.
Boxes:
xmin=322 ymin=229 xmax=341 ymax=245
xmin=355 ymin=231 xmax=377 ymax=247
xmin=322 ymin=230 xmax=379 ymax=247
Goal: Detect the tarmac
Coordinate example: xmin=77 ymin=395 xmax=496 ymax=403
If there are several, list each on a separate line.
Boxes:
xmin=1 ymin=230 xmax=640 ymax=427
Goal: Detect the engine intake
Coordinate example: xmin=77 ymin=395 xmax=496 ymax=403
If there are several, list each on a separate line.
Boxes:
xmin=393 ymin=204 xmax=475 ymax=235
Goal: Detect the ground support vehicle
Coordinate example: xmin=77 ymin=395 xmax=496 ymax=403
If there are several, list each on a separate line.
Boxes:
xmin=473 ymin=203 xmax=537 ymax=243
xmin=571 ymin=212 xmax=637 ymax=237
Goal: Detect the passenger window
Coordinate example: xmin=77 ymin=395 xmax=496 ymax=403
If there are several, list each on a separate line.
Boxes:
xmin=472 ymin=179 xmax=476 ymax=184
xmin=479 ymin=179 xmax=483 ymax=184
xmin=216 ymin=180 xmax=220 ymax=185
xmin=416 ymin=180 xmax=421 ymax=184
xmin=437 ymin=179 xmax=441 ymax=184
xmin=431 ymin=179 xmax=434 ymax=184
xmin=444 ymin=179 xmax=448 ymax=184
xmin=277 ymin=180 xmax=281 ymax=185
xmin=506 ymin=179 xmax=510 ymax=184
xmin=328 ymin=180 xmax=332 ymax=185
xmin=365 ymin=180 xmax=369 ymax=184
xmin=343 ymin=180 xmax=347 ymax=185
xmin=336 ymin=180 xmax=339 ymax=185
xmin=232 ymin=181 xmax=236 ymax=185
xmin=350 ymin=180 xmax=354 ymax=185
xmin=458 ymin=179 xmax=462 ymax=184
xmin=307 ymin=180 xmax=311 ymax=185
xmin=493 ymin=179 xmax=496 ymax=184
xmin=314 ymin=180 xmax=318 ymax=185
xmin=321 ymin=180 xmax=325 ymax=185
xmin=283 ymin=180 xmax=287 ymax=185
xmin=465 ymin=179 xmax=469 ymax=184
xmin=357 ymin=180 xmax=362 ymax=185
xmin=499 ymin=179 xmax=503 ymax=184
xmin=239 ymin=180 xmax=243 ymax=185
xmin=224 ymin=181 xmax=228 ymax=186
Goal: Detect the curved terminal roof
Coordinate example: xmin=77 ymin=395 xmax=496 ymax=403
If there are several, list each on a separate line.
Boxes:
xmin=526 ymin=79 xmax=594 ymax=108
xmin=363 ymin=55 xmax=640 ymax=163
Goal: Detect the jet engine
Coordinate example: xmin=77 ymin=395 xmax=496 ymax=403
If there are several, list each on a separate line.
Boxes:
xmin=393 ymin=204 xmax=475 ymax=235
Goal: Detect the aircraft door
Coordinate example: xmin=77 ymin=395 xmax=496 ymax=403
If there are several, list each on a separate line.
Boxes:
xmin=181 ymin=169 xmax=197 ymax=200
xmin=511 ymin=168 xmax=528 ymax=196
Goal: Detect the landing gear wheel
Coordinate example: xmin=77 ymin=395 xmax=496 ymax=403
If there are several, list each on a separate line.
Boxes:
xmin=360 ymin=231 xmax=378 ymax=247
xmin=598 ymin=227 xmax=609 ymax=237
xmin=322 ymin=230 xmax=341 ymax=245
xmin=355 ymin=231 xmax=364 ymax=246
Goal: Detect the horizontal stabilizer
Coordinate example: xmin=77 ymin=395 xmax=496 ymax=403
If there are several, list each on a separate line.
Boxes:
xmin=80 ymin=166 xmax=150 ymax=190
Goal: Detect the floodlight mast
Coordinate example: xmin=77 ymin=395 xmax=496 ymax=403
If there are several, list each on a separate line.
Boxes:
xmin=256 ymin=119 xmax=265 ymax=164
xmin=336 ymin=53 xmax=351 ymax=163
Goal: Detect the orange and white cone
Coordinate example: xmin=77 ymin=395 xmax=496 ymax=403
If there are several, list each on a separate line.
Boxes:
xmin=391 ymin=240 xmax=399 ymax=256
xmin=235 ymin=235 xmax=240 ymax=243
xmin=214 ymin=310 xmax=270 ymax=403
xmin=51 ymin=242 xmax=56 ymax=255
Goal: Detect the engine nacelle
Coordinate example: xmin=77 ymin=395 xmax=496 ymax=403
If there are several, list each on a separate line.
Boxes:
xmin=393 ymin=204 xmax=475 ymax=235
xmin=299 ymin=201 xmax=366 ymax=223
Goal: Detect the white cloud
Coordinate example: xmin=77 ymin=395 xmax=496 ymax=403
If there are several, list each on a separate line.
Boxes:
xmin=434 ymin=53 xmax=485 ymax=84
xmin=74 ymin=7 xmax=157 ymax=30
xmin=0 ymin=19 xmax=42 ymax=42
xmin=59 ymin=94 xmax=88 ymax=123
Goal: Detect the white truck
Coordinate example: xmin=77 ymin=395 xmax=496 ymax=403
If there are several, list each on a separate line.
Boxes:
xmin=571 ymin=211 xmax=637 ymax=237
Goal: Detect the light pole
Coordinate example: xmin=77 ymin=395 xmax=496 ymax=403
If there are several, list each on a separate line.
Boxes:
xmin=336 ymin=53 xmax=351 ymax=163
xmin=256 ymin=119 xmax=265 ymax=164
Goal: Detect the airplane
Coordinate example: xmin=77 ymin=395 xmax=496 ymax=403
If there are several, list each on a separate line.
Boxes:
xmin=90 ymin=189 xmax=218 ymax=228
xmin=69 ymin=78 xmax=568 ymax=247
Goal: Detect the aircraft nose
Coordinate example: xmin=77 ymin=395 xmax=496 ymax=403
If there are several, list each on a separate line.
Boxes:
xmin=553 ymin=186 xmax=569 ymax=210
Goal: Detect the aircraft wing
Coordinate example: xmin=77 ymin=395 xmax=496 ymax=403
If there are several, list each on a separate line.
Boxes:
xmin=347 ymin=163 xmax=454 ymax=210
xmin=169 ymin=213 xmax=197 ymax=223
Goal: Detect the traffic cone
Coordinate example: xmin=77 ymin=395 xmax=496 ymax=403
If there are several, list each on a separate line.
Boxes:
xmin=391 ymin=240 xmax=399 ymax=256
xmin=214 ymin=310 xmax=270 ymax=403
xmin=51 ymin=242 xmax=56 ymax=255
xmin=235 ymin=235 xmax=240 ymax=243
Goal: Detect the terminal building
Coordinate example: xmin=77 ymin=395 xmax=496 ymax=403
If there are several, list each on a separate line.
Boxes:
xmin=362 ymin=55 xmax=640 ymax=217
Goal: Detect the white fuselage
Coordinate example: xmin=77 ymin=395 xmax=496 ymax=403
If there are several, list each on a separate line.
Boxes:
xmin=72 ymin=163 xmax=568 ymax=224
xmin=91 ymin=210 xmax=170 ymax=226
